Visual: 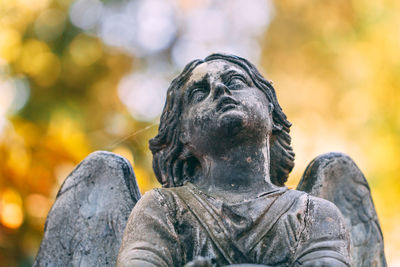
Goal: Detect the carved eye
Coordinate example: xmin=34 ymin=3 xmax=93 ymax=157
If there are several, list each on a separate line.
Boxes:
xmin=227 ymin=75 xmax=247 ymax=90
xmin=188 ymin=87 xmax=208 ymax=103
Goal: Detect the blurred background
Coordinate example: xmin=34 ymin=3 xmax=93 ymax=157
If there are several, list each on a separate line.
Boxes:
xmin=0 ymin=0 xmax=399 ymax=265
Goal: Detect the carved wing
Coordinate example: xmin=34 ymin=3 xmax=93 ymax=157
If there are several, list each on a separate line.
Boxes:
xmin=297 ymin=152 xmax=386 ymax=267
xmin=34 ymin=151 xmax=141 ymax=266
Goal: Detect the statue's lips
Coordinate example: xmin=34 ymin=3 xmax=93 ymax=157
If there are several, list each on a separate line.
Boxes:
xmin=219 ymin=104 xmax=237 ymax=112
xmin=216 ymin=97 xmax=239 ymax=112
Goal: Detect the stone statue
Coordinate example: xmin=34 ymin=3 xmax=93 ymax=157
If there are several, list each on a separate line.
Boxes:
xmin=34 ymin=54 xmax=386 ymax=267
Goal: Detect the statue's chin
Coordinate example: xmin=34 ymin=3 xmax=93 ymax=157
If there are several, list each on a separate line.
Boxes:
xmin=217 ymin=110 xmax=246 ymax=137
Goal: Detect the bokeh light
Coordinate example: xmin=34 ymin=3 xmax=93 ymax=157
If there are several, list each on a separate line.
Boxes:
xmin=0 ymin=28 xmax=22 ymax=63
xmin=69 ymin=0 xmax=103 ymax=31
xmin=0 ymin=189 xmax=24 ymax=229
xmin=69 ymin=34 xmax=103 ymax=66
xmin=118 ymin=71 xmax=168 ymax=121
xmin=34 ymin=9 xmax=67 ymax=41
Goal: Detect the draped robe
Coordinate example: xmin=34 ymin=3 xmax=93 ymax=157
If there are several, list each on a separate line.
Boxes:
xmin=117 ymin=183 xmax=350 ymax=266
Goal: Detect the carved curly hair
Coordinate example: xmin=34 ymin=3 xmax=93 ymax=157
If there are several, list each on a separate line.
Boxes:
xmin=149 ymin=53 xmax=294 ymax=187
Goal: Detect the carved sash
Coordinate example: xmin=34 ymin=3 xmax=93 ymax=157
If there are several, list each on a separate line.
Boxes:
xmin=174 ymin=184 xmax=301 ymax=264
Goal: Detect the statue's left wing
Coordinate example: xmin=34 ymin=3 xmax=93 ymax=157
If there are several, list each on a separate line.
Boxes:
xmin=34 ymin=151 xmax=141 ymax=266
xmin=297 ymin=152 xmax=386 ymax=267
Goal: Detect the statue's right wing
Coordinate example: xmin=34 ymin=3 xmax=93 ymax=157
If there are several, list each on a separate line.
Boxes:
xmin=34 ymin=151 xmax=141 ymax=266
xmin=297 ymin=152 xmax=386 ymax=267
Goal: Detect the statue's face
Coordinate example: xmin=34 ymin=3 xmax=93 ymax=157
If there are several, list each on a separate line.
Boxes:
xmin=180 ymin=60 xmax=273 ymax=156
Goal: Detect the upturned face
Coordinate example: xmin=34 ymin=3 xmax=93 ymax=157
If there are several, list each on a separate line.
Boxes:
xmin=180 ymin=60 xmax=273 ymax=157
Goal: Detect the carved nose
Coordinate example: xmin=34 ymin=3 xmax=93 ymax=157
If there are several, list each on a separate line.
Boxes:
xmin=213 ymin=83 xmax=231 ymax=100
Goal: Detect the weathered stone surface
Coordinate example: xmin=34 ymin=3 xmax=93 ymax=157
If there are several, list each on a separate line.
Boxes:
xmin=35 ymin=54 xmax=386 ymax=267
xmin=297 ymin=152 xmax=387 ymax=267
xmin=117 ymin=54 xmax=354 ymax=266
xmin=34 ymin=151 xmax=141 ymax=267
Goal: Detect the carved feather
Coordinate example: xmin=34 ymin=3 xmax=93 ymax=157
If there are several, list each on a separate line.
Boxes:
xmin=297 ymin=152 xmax=386 ymax=267
xmin=34 ymin=151 xmax=141 ymax=266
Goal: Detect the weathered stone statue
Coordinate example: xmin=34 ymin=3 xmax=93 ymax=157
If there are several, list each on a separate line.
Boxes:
xmin=34 ymin=54 xmax=386 ymax=267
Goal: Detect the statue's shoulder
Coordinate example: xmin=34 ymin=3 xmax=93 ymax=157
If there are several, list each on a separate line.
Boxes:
xmin=152 ymin=185 xmax=187 ymax=200
xmin=308 ymin=194 xmax=345 ymax=220
xmin=294 ymin=190 xmax=348 ymax=232
xmin=285 ymin=189 xmax=345 ymax=222
xmin=135 ymin=187 xmax=186 ymax=216
xmin=277 ymin=188 xmax=308 ymax=206
xmin=284 ymin=189 xmax=349 ymax=248
xmin=137 ymin=187 xmax=175 ymax=206
xmin=152 ymin=183 xmax=198 ymax=199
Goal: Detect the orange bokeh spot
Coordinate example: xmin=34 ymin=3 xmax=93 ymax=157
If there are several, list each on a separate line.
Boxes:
xmin=1 ymin=203 xmax=24 ymax=229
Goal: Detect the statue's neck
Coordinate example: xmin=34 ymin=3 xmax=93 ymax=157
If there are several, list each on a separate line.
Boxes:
xmin=192 ymin=141 xmax=278 ymax=201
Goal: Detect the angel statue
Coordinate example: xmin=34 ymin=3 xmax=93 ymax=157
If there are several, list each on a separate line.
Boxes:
xmin=34 ymin=54 xmax=386 ymax=267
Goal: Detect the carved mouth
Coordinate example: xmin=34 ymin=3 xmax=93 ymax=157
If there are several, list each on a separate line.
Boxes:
xmin=220 ymin=104 xmax=237 ymax=112
xmin=216 ymin=97 xmax=239 ymax=112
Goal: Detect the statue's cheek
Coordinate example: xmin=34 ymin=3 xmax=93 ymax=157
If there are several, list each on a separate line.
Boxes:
xmin=190 ymin=108 xmax=214 ymax=128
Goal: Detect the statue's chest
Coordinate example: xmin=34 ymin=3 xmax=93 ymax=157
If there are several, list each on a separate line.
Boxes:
xmin=174 ymin=192 xmax=304 ymax=266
